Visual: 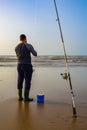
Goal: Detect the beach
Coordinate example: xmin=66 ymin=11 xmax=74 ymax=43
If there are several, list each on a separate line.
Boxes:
xmin=0 ymin=57 xmax=87 ymax=130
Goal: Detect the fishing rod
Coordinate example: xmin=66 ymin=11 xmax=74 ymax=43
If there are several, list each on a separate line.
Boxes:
xmin=53 ymin=0 xmax=77 ymax=117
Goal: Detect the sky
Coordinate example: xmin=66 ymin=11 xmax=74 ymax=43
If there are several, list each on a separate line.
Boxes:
xmin=0 ymin=0 xmax=87 ymax=55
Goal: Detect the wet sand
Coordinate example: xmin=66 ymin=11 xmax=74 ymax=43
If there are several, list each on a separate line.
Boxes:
xmin=0 ymin=66 xmax=87 ymax=129
xmin=0 ymin=99 xmax=87 ymax=130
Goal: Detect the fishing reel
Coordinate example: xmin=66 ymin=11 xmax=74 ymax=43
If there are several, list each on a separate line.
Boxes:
xmin=60 ymin=73 xmax=69 ymax=80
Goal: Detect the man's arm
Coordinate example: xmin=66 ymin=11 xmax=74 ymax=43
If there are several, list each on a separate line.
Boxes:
xmin=25 ymin=43 xmax=37 ymax=56
xmin=30 ymin=44 xmax=37 ymax=56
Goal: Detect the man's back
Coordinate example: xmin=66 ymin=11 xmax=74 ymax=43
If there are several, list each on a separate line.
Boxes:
xmin=15 ymin=43 xmax=37 ymax=64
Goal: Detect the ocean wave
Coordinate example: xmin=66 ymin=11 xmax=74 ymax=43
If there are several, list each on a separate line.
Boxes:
xmin=0 ymin=55 xmax=87 ymax=67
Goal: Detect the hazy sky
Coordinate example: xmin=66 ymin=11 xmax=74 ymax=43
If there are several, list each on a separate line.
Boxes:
xmin=0 ymin=0 xmax=87 ymax=55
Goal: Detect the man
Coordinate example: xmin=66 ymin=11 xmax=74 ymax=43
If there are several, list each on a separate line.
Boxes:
xmin=15 ymin=34 xmax=37 ymax=102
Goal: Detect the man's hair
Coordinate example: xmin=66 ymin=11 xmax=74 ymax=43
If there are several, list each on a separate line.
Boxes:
xmin=20 ymin=34 xmax=26 ymax=41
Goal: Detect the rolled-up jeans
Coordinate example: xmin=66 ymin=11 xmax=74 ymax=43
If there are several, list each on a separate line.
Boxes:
xmin=17 ymin=63 xmax=33 ymax=90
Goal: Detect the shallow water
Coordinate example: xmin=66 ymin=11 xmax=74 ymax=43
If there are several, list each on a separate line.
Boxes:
xmin=0 ymin=66 xmax=87 ymax=107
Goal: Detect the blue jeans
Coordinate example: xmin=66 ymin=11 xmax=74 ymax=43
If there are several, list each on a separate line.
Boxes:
xmin=17 ymin=63 xmax=33 ymax=90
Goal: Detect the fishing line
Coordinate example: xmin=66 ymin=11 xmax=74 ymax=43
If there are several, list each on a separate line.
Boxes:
xmin=53 ymin=0 xmax=77 ymax=117
xmin=34 ymin=0 xmax=38 ymax=26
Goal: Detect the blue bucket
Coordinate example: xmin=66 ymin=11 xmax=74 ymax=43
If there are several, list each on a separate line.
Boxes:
xmin=37 ymin=94 xmax=45 ymax=103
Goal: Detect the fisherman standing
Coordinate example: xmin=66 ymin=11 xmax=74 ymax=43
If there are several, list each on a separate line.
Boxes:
xmin=15 ymin=34 xmax=37 ymax=102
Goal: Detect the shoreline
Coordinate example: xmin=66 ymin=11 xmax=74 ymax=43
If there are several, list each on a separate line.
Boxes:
xmin=0 ymin=61 xmax=87 ymax=67
xmin=0 ymin=55 xmax=87 ymax=67
xmin=0 ymin=55 xmax=87 ymax=62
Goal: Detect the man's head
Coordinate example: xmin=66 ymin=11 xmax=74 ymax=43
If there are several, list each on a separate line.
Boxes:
xmin=20 ymin=34 xmax=27 ymax=43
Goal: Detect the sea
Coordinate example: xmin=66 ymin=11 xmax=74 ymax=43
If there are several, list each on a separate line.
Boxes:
xmin=0 ymin=55 xmax=87 ymax=67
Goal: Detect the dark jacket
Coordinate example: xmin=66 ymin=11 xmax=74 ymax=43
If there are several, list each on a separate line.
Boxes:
xmin=15 ymin=43 xmax=37 ymax=64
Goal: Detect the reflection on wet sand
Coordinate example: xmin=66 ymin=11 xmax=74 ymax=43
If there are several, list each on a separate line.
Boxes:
xmin=15 ymin=102 xmax=32 ymax=130
xmin=0 ymin=99 xmax=87 ymax=130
